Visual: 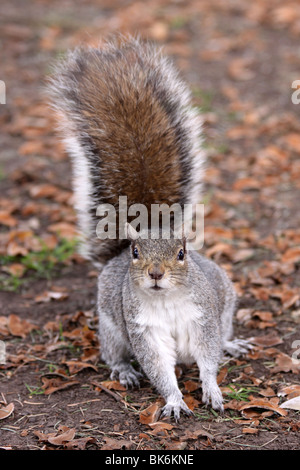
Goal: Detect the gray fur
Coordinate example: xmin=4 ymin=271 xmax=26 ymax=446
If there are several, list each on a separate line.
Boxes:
xmin=98 ymin=238 xmax=249 ymax=420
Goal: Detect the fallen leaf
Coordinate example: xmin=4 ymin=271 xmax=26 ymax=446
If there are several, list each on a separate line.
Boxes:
xmin=41 ymin=377 xmax=79 ymax=395
xmin=7 ymin=314 xmax=37 ymax=338
xmin=181 ymin=426 xmax=214 ymax=441
xmin=101 ymin=437 xmax=133 ymax=450
xmin=48 ymin=426 xmax=76 ymax=446
xmin=217 ymin=366 xmax=228 ymax=385
xmin=184 ymin=380 xmax=199 ymax=392
xmin=277 ymin=384 xmax=300 ymax=398
xmin=48 ymin=222 xmax=77 ymax=240
xmin=64 ymin=361 xmax=98 ymax=375
xmin=281 ymin=247 xmax=300 ymax=264
xmin=232 ymin=249 xmax=255 ymax=263
xmin=236 ymin=308 xmax=253 ymax=324
xmin=6 ymin=241 xmax=28 ymax=256
xmin=227 ymin=58 xmax=255 ymax=81
xmin=0 ymin=316 xmax=9 ymax=336
xmin=233 ymin=177 xmax=261 ymax=191
xmin=249 ymin=332 xmax=283 ymax=347
xmin=281 ymin=132 xmax=300 ymax=152
xmin=183 ymin=394 xmax=200 ymax=411
xmin=239 ymin=398 xmax=288 ymax=417
xmin=0 ymin=403 xmax=14 ymax=420
xmin=1 ymin=263 xmax=26 ymax=277
xmin=272 ymin=352 xmax=300 ymax=374
xmin=148 ymin=421 xmax=174 ymax=436
xmin=259 ymin=387 xmax=276 ymax=398
xmin=35 ymin=290 xmax=69 ymax=303
xmin=148 ymin=421 xmax=174 ymax=431
xmin=0 ymin=211 xmax=18 ymax=227
xmin=242 ymin=427 xmax=258 ymax=434
xmin=139 ymin=403 xmax=161 ymax=425
xmin=280 ymin=396 xmax=300 ymax=411
xmin=64 ymin=437 xmax=95 ymax=450
xmin=100 ymin=380 xmax=126 ymax=391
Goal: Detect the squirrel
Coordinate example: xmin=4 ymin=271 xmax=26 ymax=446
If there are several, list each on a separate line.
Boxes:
xmin=48 ymin=36 xmax=250 ymax=420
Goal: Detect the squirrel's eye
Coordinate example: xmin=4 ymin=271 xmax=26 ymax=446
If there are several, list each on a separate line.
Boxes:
xmin=133 ymin=247 xmax=139 ymax=259
xmin=177 ymin=249 xmax=184 ymax=261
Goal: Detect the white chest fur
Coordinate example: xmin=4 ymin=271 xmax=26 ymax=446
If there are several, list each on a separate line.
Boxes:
xmin=135 ymin=289 xmax=202 ymax=364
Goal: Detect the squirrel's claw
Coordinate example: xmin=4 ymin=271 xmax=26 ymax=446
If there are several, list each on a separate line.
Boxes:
xmin=161 ymin=399 xmax=194 ymax=422
xmin=110 ymin=365 xmax=143 ymax=389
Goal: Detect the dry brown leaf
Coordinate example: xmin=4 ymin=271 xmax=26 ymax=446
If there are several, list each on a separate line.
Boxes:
xmin=1 ymin=263 xmax=26 ymax=278
xmin=148 ymin=421 xmax=174 ymax=436
xmin=259 ymin=387 xmax=276 ymax=398
xmin=249 ymin=333 xmax=283 ymax=348
xmin=217 ymin=366 xmax=228 ymax=385
xmin=48 ymin=222 xmax=77 ymax=240
xmin=64 ymin=437 xmax=95 ymax=450
xmin=183 ymin=394 xmax=200 ymax=411
xmin=236 ymin=308 xmax=253 ymax=324
xmin=0 ymin=211 xmax=18 ymax=227
xmin=232 ymin=248 xmax=255 ymax=263
xmin=281 ymin=247 xmax=300 ymax=264
xmin=148 ymin=421 xmax=174 ymax=431
xmin=64 ymin=360 xmax=98 ymax=375
xmin=205 ymin=242 xmax=233 ymax=259
xmin=100 ymin=380 xmax=126 ymax=391
xmin=41 ymin=377 xmax=79 ymax=395
xmin=101 ymin=437 xmax=133 ymax=450
xmin=269 ymin=285 xmax=300 ymax=310
xmin=240 ymin=398 xmax=288 ymax=417
xmin=0 ymin=403 xmax=14 ymax=420
xmin=233 ymin=177 xmax=261 ymax=191
xmin=7 ymin=314 xmax=37 ymax=338
xmin=48 ymin=426 xmax=76 ymax=446
xmin=139 ymin=403 xmax=161 ymax=425
xmin=35 ymin=290 xmax=69 ymax=303
xmin=227 ymin=58 xmax=255 ymax=81
xmin=272 ymin=352 xmax=300 ymax=374
xmin=6 ymin=241 xmax=28 ymax=257
xmin=184 ymin=380 xmax=199 ymax=392
xmin=181 ymin=426 xmax=214 ymax=441
xmin=18 ymin=140 xmax=45 ymax=156
xmin=281 ymin=132 xmax=300 ymax=152
xmin=278 ymin=384 xmax=300 ymax=398
xmin=242 ymin=427 xmax=258 ymax=434
xmin=0 ymin=316 xmax=9 ymax=336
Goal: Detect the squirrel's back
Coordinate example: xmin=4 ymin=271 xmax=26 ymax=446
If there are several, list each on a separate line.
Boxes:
xmin=48 ymin=36 xmax=204 ymax=265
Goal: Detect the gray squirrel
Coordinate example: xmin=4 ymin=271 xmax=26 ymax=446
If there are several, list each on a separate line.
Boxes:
xmin=48 ymin=36 xmax=249 ymax=420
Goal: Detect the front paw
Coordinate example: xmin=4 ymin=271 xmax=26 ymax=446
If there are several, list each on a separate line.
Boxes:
xmin=110 ymin=364 xmax=143 ymax=388
xmin=202 ymin=382 xmax=224 ymax=413
xmin=161 ymin=398 xmax=193 ymax=422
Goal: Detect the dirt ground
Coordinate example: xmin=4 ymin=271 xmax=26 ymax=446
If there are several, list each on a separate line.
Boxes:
xmin=0 ymin=0 xmax=300 ymax=451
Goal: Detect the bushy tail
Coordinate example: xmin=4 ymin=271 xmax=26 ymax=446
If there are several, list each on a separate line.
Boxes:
xmin=47 ymin=35 xmax=205 ymax=267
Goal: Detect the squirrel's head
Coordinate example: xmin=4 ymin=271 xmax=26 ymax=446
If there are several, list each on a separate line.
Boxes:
xmin=126 ymin=223 xmax=188 ymax=294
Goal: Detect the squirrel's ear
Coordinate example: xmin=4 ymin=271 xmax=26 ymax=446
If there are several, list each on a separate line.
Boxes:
xmin=125 ymin=222 xmax=139 ymax=241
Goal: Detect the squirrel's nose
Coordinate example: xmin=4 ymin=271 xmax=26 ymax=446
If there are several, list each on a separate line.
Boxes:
xmin=148 ymin=266 xmax=165 ymax=280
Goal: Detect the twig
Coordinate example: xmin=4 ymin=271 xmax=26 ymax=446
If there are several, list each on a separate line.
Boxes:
xmin=90 ymin=380 xmax=123 ymax=402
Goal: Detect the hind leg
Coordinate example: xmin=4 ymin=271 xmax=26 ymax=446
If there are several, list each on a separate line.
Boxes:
xmin=221 ymin=291 xmax=251 ymax=358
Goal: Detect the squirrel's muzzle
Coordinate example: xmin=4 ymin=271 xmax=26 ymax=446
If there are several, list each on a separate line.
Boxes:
xmin=148 ymin=265 xmax=165 ymax=281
